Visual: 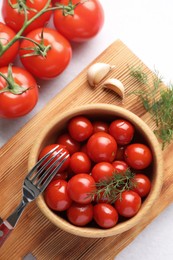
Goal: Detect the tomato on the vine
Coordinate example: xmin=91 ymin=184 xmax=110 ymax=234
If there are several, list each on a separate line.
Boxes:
xmin=0 ymin=22 xmax=19 ymax=67
xmin=114 ymin=190 xmax=141 ymax=218
xmin=0 ymin=66 xmax=38 ymax=118
xmin=45 ymin=179 xmax=72 ymax=211
xmin=87 ymin=132 xmax=117 ymax=163
xmin=67 ymin=202 xmax=93 ymax=226
xmin=53 ymin=0 xmax=104 ymax=42
xmin=93 ymin=203 xmax=118 ymax=228
xmin=38 ymin=144 xmax=70 ymax=172
xmin=2 ymin=0 xmax=52 ymax=35
xmin=124 ymin=143 xmax=152 ymax=170
xmin=19 ymin=27 xmax=72 ymax=79
xmin=67 ymin=173 xmax=96 ymax=204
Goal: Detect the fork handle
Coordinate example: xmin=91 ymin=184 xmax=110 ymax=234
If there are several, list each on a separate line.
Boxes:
xmin=0 ymin=220 xmax=13 ymax=247
xmin=0 ymin=199 xmax=28 ymax=247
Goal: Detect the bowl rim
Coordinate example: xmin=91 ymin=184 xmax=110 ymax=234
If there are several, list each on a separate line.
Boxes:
xmin=28 ymin=103 xmax=163 ymax=238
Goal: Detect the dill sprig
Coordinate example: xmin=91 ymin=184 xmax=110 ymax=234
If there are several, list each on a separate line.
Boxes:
xmin=92 ymin=169 xmax=136 ymax=204
xmin=129 ymin=66 xmax=173 ymax=149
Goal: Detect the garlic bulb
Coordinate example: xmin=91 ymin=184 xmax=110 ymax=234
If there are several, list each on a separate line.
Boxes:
xmin=87 ymin=63 xmax=115 ymax=87
xmin=102 ymin=78 xmax=125 ymax=99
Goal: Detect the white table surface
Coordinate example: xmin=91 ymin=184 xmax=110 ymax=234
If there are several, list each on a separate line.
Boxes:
xmin=1 ymin=1 xmax=173 ymax=259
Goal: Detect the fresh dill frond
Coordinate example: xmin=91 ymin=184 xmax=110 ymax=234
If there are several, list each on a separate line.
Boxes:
xmin=91 ymin=169 xmax=136 ymax=203
xmin=129 ymin=66 xmax=148 ymax=85
xmin=129 ymin=66 xmax=173 ymax=149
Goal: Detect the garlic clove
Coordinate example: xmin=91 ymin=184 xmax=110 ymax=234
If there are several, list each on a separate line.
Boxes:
xmin=102 ymin=78 xmax=125 ymax=99
xmin=87 ymin=63 xmax=115 ymax=87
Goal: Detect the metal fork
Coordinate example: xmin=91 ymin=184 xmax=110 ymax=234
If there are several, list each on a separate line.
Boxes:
xmin=0 ymin=145 xmax=69 ymax=247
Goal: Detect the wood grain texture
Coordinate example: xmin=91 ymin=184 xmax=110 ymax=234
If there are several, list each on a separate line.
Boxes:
xmin=0 ymin=40 xmax=173 ymax=260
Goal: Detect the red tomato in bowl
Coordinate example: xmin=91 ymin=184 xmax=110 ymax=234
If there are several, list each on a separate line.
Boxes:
xmin=132 ymin=174 xmax=151 ymax=197
xmin=91 ymin=162 xmax=114 ymax=182
xmin=38 ymin=144 xmax=70 ymax=172
xmin=45 ymin=179 xmax=72 ymax=211
xmin=2 ymin=0 xmax=52 ymax=35
xmin=93 ymin=203 xmax=119 ymax=228
xmin=87 ymin=132 xmax=117 ymax=163
xmin=56 ymin=133 xmax=80 ymax=155
xmin=114 ymin=190 xmax=141 ymax=218
xmin=67 ymin=173 xmax=96 ymax=204
xmin=70 ymin=152 xmax=91 ymax=174
xmin=112 ymin=160 xmax=129 ymax=174
xmin=109 ymin=119 xmax=135 ymax=145
xmin=68 ymin=116 xmax=93 ymax=142
xmin=124 ymin=143 xmax=152 ymax=170
xmin=53 ymin=0 xmax=104 ymax=42
xmin=19 ymin=27 xmax=72 ymax=79
xmin=67 ymin=202 xmax=93 ymax=226
xmin=92 ymin=121 xmax=109 ymax=133
xmin=0 ymin=22 xmax=19 ymax=67
xmin=0 ymin=66 xmax=38 ymax=118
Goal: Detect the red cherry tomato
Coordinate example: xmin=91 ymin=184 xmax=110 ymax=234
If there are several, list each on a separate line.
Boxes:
xmin=93 ymin=203 xmax=119 ymax=228
xmin=38 ymin=144 xmax=70 ymax=172
xmin=109 ymin=119 xmax=135 ymax=145
xmin=2 ymin=0 xmax=52 ymax=35
xmin=0 ymin=22 xmax=19 ymax=67
xmin=114 ymin=190 xmax=141 ymax=218
xmin=91 ymin=162 xmax=114 ymax=182
xmin=70 ymin=152 xmax=91 ymax=174
xmin=0 ymin=66 xmax=38 ymax=118
xmin=132 ymin=174 xmax=151 ymax=197
xmin=45 ymin=179 xmax=72 ymax=211
xmin=68 ymin=116 xmax=93 ymax=142
xmin=67 ymin=202 xmax=93 ymax=226
xmin=56 ymin=133 xmax=80 ymax=155
xmin=19 ymin=28 xmax=72 ymax=79
xmin=112 ymin=160 xmax=128 ymax=174
xmin=67 ymin=173 xmax=96 ymax=204
xmin=87 ymin=132 xmax=117 ymax=163
xmin=53 ymin=0 xmax=104 ymax=42
xmin=124 ymin=143 xmax=152 ymax=170
xmin=92 ymin=121 xmax=109 ymax=133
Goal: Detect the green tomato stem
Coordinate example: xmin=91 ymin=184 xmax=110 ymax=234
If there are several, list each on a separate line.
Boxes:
xmin=0 ymin=64 xmax=28 ymax=95
xmin=19 ymin=32 xmax=52 ymax=58
xmin=0 ymin=0 xmax=52 ymax=56
xmin=19 ymin=36 xmax=44 ymax=50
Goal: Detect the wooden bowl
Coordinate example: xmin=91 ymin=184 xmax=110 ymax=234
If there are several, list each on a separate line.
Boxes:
xmin=28 ymin=103 xmax=163 ymax=238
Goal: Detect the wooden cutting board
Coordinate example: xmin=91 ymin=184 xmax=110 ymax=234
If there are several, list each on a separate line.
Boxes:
xmin=1 ymin=40 xmax=173 ymax=260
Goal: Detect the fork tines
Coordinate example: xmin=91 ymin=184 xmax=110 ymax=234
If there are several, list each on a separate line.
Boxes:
xmin=27 ymin=145 xmax=69 ymax=191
